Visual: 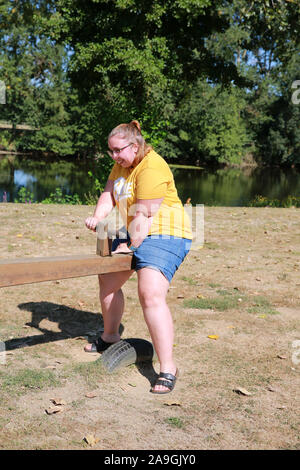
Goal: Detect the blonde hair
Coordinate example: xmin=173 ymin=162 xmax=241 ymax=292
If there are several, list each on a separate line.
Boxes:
xmin=108 ymin=120 xmax=152 ymax=165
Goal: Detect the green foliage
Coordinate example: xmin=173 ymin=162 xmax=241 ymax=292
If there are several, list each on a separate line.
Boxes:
xmin=249 ymin=195 xmax=300 ymax=208
xmin=41 ymin=188 xmax=82 ymax=204
xmin=159 ymin=81 xmax=249 ymax=165
xmin=14 ymin=187 xmax=34 ymax=203
xmin=55 ymin=0 xmax=244 ymax=152
xmin=85 ymin=153 xmax=114 ymax=203
xmin=14 ymin=186 xmax=83 ymax=204
xmin=0 ymin=0 xmax=299 ymax=167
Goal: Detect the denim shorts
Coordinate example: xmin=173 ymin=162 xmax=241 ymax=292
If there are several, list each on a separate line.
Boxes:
xmin=112 ymin=234 xmax=192 ymax=282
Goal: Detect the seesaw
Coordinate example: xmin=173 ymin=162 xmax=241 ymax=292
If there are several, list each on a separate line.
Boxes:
xmin=0 ymin=223 xmax=156 ymax=371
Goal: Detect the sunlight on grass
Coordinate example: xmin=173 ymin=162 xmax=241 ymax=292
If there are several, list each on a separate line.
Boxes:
xmin=0 ymin=368 xmax=61 ymax=395
xmin=184 ymin=295 xmax=241 ymax=311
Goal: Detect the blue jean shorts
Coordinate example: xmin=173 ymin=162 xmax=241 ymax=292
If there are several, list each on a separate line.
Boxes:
xmin=112 ymin=234 xmax=192 ymax=282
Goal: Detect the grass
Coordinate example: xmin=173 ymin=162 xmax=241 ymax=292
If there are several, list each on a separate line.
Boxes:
xmin=0 ymin=204 xmax=298 ymax=450
xmin=165 ymin=417 xmax=185 ymax=429
xmin=183 ymin=290 xmax=279 ymax=315
xmin=169 ymin=164 xmax=203 ymax=170
xmin=0 ymin=368 xmax=61 ymax=395
xmin=184 ymin=293 xmax=242 ymax=311
xmin=247 ymin=296 xmax=280 ymax=315
xmin=71 ymin=359 xmax=105 ymax=387
xmin=180 ymin=275 xmax=198 ymax=286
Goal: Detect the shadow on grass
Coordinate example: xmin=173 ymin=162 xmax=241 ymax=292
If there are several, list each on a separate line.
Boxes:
xmin=4 ymin=301 xmax=117 ymax=351
xmin=4 ymin=301 xmax=157 ymax=386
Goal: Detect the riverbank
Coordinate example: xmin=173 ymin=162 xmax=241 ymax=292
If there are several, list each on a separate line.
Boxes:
xmin=0 ymin=204 xmax=299 ymax=450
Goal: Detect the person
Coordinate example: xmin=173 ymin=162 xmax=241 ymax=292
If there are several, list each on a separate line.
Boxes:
xmin=84 ymin=120 xmax=192 ymax=394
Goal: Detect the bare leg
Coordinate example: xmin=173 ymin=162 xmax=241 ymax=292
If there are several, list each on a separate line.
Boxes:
xmin=84 ymin=269 xmax=133 ymax=351
xmin=137 ymin=267 xmax=177 ymax=393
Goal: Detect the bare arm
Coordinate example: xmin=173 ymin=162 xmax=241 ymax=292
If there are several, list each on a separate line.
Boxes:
xmin=85 ymin=180 xmax=115 ymax=231
xmin=129 ymin=198 xmax=163 ymax=247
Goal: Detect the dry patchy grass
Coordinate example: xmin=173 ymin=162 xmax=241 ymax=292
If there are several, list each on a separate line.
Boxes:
xmin=0 ymin=203 xmax=299 ymax=450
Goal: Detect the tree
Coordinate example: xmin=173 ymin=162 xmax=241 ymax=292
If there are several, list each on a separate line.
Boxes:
xmin=55 ymin=0 xmax=247 ymax=147
xmin=157 ymin=80 xmax=249 ymax=165
xmin=0 ymin=0 xmax=75 ymax=155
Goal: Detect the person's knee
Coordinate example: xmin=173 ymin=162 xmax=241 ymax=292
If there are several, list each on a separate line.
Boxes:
xmin=138 ymin=286 xmax=163 ymax=309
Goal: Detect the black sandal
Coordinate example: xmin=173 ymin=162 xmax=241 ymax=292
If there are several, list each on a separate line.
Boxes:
xmin=84 ymin=336 xmax=116 ymax=353
xmin=150 ymin=369 xmax=179 ymax=394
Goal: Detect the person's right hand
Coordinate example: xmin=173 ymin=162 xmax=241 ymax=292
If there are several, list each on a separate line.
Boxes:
xmin=85 ymin=216 xmax=101 ymax=232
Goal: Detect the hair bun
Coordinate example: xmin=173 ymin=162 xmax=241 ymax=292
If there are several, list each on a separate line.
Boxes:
xmin=130 ymin=120 xmax=141 ymax=133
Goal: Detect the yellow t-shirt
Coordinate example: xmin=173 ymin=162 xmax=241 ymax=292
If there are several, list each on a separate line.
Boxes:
xmin=108 ymin=150 xmax=192 ymax=239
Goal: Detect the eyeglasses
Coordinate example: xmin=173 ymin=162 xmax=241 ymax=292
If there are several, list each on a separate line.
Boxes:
xmin=107 ymin=143 xmax=133 ymax=158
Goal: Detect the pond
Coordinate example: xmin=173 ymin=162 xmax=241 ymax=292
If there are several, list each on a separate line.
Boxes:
xmin=0 ymin=154 xmax=299 ymax=206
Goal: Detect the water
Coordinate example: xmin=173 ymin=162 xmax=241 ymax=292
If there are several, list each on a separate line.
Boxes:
xmin=0 ymin=154 xmax=299 ymax=206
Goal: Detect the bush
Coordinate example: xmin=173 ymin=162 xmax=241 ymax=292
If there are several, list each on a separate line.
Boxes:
xmin=41 ymin=188 xmax=82 ymax=205
xmin=249 ymin=195 xmax=300 ymax=208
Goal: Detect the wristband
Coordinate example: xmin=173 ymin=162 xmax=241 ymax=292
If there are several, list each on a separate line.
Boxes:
xmin=127 ymin=241 xmax=138 ymax=252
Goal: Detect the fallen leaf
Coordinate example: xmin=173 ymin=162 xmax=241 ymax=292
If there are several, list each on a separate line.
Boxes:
xmin=16 ymin=233 xmax=23 ymax=238
xmin=177 ymin=294 xmax=185 ymax=299
xmin=233 ymin=387 xmax=252 ymax=396
xmin=277 ymin=354 xmax=287 ymax=359
xmin=163 ymin=400 xmax=181 ymax=407
xmin=197 ymin=294 xmax=205 ymax=299
xmin=208 ymin=335 xmax=219 ymax=340
xmin=45 ymin=405 xmax=63 ymax=415
xmin=128 ymin=383 xmax=136 ymax=387
xmin=50 ymin=398 xmax=66 ymax=406
xmin=85 ymin=392 xmax=98 ymax=398
xmin=83 ymin=434 xmax=99 ymax=447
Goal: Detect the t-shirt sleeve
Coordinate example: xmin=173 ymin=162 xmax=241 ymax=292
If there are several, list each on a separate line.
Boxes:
xmin=136 ymin=167 xmax=169 ymax=199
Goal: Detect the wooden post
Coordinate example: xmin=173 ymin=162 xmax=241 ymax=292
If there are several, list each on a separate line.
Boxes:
xmin=96 ymin=223 xmax=112 ymax=256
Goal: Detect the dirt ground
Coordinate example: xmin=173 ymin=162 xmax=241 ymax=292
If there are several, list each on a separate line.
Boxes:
xmin=0 ymin=203 xmax=299 ymax=450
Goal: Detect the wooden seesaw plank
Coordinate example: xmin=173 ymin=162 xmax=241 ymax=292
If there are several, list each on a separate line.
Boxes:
xmin=0 ymin=253 xmax=132 ymax=288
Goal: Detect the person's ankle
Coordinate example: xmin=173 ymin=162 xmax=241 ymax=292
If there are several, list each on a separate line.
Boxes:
xmin=101 ymin=332 xmax=120 ymax=343
xmin=159 ymin=362 xmax=177 ymax=375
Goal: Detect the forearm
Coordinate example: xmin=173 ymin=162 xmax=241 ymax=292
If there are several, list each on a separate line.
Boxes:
xmin=85 ymin=180 xmax=115 ymax=231
xmin=93 ymin=191 xmax=115 ymax=220
xmin=129 ymin=212 xmax=153 ymax=247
